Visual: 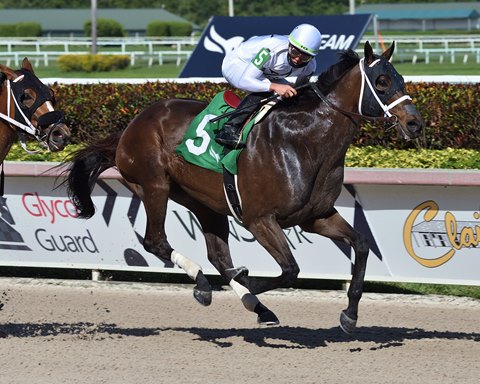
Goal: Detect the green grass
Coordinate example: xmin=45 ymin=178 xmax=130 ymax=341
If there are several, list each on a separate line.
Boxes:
xmin=393 ymin=61 xmax=480 ymax=75
xmin=364 ymin=282 xmax=480 ymax=299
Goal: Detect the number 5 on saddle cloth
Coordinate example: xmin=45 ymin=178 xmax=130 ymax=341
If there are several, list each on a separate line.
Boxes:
xmin=176 ymin=90 xmax=277 ymax=175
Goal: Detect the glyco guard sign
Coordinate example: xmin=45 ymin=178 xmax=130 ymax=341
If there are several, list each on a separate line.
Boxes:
xmin=179 ymin=15 xmax=373 ymax=78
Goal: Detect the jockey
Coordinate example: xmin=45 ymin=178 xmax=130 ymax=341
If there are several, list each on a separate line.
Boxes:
xmin=215 ymin=23 xmax=322 ymax=149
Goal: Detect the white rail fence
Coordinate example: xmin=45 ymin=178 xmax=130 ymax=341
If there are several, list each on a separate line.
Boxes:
xmin=3 ymin=35 xmax=480 ymax=66
xmin=361 ymin=35 xmax=480 ymax=64
xmin=0 ymin=37 xmax=197 ymax=67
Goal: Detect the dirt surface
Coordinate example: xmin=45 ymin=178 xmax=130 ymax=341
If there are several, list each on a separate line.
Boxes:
xmin=0 ymin=277 xmax=479 ymax=384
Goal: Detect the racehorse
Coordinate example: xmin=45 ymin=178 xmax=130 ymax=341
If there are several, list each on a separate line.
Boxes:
xmin=62 ymin=42 xmax=424 ymax=334
xmin=0 ymin=58 xmax=70 ymax=166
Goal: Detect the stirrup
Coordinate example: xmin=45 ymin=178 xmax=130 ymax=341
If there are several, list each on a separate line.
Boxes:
xmin=215 ymin=132 xmax=245 ymax=149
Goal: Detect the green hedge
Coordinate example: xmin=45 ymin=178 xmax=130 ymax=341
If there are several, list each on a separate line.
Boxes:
xmin=47 ymin=81 xmax=480 ymax=153
xmin=6 ymin=79 xmax=480 ymax=169
xmin=0 ymin=22 xmax=41 ymax=37
xmin=57 ymin=54 xmax=130 ymax=72
xmin=146 ymin=21 xmax=193 ymax=37
xmin=15 ymin=22 xmax=42 ymax=37
xmin=6 ymin=143 xmax=479 ymax=170
xmin=52 ymin=81 xmax=229 ymax=143
xmin=357 ymin=82 xmax=480 ymax=150
xmin=84 ymin=19 xmax=124 ymax=37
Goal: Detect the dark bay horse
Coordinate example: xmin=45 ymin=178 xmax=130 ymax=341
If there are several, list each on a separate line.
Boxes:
xmin=63 ymin=42 xmax=423 ymax=334
xmin=0 ymin=58 xmax=70 ymax=163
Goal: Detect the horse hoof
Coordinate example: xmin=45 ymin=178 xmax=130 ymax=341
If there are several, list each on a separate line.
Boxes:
xmin=225 ymin=266 xmax=249 ymax=281
xmin=193 ymin=287 xmax=212 ymax=306
xmin=339 ymin=310 xmax=357 ymax=334
xmin=257 ymin=310 xmax=280 ymax=326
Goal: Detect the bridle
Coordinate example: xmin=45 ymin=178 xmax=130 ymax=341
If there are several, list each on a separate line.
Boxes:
xmin=310 ymin=56 xmax=412 ymax=127
xmin=0 ymin=69 xmax=65 ymax=152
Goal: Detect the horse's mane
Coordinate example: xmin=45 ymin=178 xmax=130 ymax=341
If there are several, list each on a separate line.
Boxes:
xmin=315 ymin=49 xmax=360 ymax=95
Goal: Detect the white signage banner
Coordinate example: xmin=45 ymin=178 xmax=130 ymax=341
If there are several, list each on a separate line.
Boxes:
xmin=0 ymin=172 xmax=479 ymax=286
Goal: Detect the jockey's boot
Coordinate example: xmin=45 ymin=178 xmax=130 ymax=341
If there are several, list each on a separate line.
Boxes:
xmin=215 ymin=92 xmax=269 ymax=149
xmin=215 ymin=122 xmax=245 ymax=149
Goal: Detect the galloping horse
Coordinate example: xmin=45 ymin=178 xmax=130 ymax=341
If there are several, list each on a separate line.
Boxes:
xmin=0 ymin=58 xmax=70 ymax=164
xmin=63 ymin=42 xmax=423 ymax=333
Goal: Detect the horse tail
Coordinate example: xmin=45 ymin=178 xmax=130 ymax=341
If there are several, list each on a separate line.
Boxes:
xmin=62 ymin=131 xmax=122 ymax=219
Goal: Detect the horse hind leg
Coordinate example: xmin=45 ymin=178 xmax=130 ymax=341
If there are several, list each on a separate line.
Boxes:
xmin=132 ymin=181 xmax=212 ymax=306
xmin=300 ymin=210 xmax=369 ymax=334
xmin=171 ymin=250 xmax=212 ymax=306
xmin=190 ymin=206 xmax=279 ymax=325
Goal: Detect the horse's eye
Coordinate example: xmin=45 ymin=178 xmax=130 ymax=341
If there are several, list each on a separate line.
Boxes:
xmin=19 ymin=91 xmax=35 ymax=107
xmin=375 ymin=76 xmax=390 ymax=92
xmin=20 ymin=93 xmax=31 ymax=103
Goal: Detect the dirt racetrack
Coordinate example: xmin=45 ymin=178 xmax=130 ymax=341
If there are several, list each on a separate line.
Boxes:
xmin=0 ymin=277 xmax=479 ymax=384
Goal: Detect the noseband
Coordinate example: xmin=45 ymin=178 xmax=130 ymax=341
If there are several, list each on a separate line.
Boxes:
xmin=0 ymin=70 xmax=65 ymax=151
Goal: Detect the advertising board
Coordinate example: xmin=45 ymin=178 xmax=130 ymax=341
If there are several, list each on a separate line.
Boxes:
xmin=1 ymin=164 xmax=478 ymax=286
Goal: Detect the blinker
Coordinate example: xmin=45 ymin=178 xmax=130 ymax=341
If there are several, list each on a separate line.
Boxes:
xmin=360 ymin=55 xmax=406 ymax=117
xmin=11 ymin=69 xmax=56 ymax=119
xmin=38 ymin=110 xmax=65 ymax=128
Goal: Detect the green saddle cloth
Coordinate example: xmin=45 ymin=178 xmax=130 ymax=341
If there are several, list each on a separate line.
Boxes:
xmin=175 ymin=91 xmax=256 ymax=175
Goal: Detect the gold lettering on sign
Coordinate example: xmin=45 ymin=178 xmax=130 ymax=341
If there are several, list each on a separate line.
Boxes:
xmin=404 ymin=201 xmax=480 ymax=268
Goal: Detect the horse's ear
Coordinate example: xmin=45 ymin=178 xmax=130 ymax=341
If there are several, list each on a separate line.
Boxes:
xmin=22 ymin=57 xmax=34 ymax=73
xmin=0 ymin=64 xmax=16 ymax=81
xmin=364 ymin=41 xmax=374 ymax=65
xmin=382 ymin=41 xmax=395 ymax=62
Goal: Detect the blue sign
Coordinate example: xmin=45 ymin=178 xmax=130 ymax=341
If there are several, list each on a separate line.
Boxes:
xmin=179 ymin=15 xmax=373 ymax=78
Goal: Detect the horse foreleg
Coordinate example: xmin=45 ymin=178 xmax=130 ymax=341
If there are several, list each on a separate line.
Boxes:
xmin=300 ymin=211 xmax=369 ymax=334
xmin=239 ymin=215 xmax=300 ymax=294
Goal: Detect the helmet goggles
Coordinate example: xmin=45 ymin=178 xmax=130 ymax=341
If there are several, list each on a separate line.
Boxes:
xmin=288 ymin=44 xmax=314 ymax=64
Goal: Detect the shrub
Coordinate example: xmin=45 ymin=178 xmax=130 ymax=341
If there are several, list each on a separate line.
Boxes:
xmin=4 ymin=81 xmax=480 ymax=168
xmin=146 ymin=21 xmax=193 ymax=37
xmin=345 ymin=146 xmax=480 ymax=169
xmin=37 ymin=81 xmax=480 ymax=152
xmin=57 ymin=54 xmax=130 ymax=72
xmin=84 ymin=19 xmax=124 ymax=37
xmin=15 ymin=22 xmax=42 ymax=37
xmin=168 ymin=22 xmax=193 ymax=36
xmin=355 ymin=82 xmax=480 ymax=150
xmin=0 ymin=24 xmax=17 ymax=37
xmin=146 ymin=21 xmax=169 ymax=37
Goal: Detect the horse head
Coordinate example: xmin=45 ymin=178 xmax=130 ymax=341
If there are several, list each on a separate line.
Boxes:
xmin=0 ymin=57 xmax=70 ymax=152
xmin=361 ymin=41 xmax=424 ymax=140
